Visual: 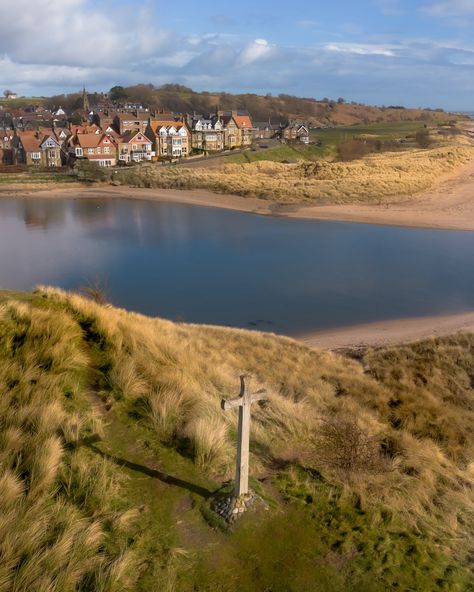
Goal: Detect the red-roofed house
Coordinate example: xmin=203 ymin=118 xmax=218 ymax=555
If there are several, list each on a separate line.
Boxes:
xmin=220 ymin=112 xmax=254 ymax=149
xmin=69 ymin=133 xmax=118 ymax=166
xmin=146 ymin=120 xmax=190 ymax=159
xmin=118 ymin=131 xmax=153 ymax=163
xmin=14 ymin=132 xmax=43 ymax=166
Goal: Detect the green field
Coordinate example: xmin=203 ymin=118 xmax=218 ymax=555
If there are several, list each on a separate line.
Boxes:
xmin=228 ymin=120 xmax=446 ymax=164
xmin=228 ymin=144 xmax=325 ymax=164
xmin=0 ymin=172 xmax=75 ymax=185
xmin=0 ymin=96 xmax=47 ymax=108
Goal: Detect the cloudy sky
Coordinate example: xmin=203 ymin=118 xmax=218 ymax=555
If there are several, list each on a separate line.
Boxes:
xmin=1 ymin=0 xmax=474 ymax=109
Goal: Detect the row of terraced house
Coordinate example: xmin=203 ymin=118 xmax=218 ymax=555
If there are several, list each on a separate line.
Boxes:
xmin=1 ymin=109 xmax=262 ymax=168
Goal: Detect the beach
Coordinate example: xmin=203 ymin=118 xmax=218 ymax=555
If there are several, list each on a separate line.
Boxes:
xmin=294 ymin=311 xmax=474 ymax=351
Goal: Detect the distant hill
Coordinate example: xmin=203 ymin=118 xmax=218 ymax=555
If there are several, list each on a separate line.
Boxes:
xmin=44 ymin=84 xmax=460 ymax=126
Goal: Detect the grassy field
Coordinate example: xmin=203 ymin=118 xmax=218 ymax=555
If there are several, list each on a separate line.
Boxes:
xmin=0 ymin=172 xmax=76 ymax=186
xmin=228 ymin=121 xmax=447 ymax=165
xmin=0 ymin=286 xmax=473 ymax=591
xmin=0 ymin=96 xmax=46 ymax=109
xmin=228 ymin=144 xmax=326 ymax=164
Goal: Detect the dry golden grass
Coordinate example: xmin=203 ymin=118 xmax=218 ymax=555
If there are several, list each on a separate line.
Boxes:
xmin=114 ymin=144 xmax=474 ymax=204
xmin=1 ymin=287 xmax=473 ymax=588
xmin=0 ymin=299 xmax=138 ymax=591
xmin=36 ymin=286 xmax=474 ymax=563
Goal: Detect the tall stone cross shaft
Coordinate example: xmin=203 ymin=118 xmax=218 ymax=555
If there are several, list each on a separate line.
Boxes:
xmin=221 ymin=375 xmax=268 ymax=498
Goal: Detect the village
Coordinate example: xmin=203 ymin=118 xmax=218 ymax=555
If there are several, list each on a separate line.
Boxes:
xmin=0 ymin=88 xmax=310 ymax=169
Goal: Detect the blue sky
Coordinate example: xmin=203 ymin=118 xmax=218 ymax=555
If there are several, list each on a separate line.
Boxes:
xmin=1 ymin=0 xmax=474 ymax=109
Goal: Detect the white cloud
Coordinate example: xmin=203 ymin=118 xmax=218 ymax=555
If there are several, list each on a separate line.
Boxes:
xmin=0 ymin=0 xmax=169 ymax=68
xmin=423 ymin=0 xmax=474 ymax=17
xmin=324 ymin=43 xmax=396 ymax=57
xmin=237 ymin=39 xmax=273 ymax=66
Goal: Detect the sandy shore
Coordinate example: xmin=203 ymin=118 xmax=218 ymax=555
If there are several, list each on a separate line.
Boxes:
xmin=2 ymin=151 xmax=474 ymax=230
xmin=295 ymin=311 xmax=474 ymax=351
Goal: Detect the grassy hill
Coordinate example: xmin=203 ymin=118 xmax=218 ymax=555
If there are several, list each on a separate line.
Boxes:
xmin=42 ymin=84 xmax=463 ymax=127
xmin=0 ymin=286 xmax=473 ymax=591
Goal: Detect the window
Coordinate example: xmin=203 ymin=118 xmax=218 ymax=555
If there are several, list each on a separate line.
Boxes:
xmin=132 ymin=144 xmax=137 ymax=151
xmin=104 ymin=147 xmax=110 ymax=154
xmin=31 ymin=152 xmax=41 ymax=160
xmin=88 ymin=148 xmax=94 ymax=154
xmin=76 ymin=148 xmax=83 ymax=156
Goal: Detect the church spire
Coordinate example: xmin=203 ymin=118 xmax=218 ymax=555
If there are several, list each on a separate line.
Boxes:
xmin=82 ymin=84 xmax=90 ymax=113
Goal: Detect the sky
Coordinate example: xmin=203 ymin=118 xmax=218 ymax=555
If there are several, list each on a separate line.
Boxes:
xmin=1 ymin=0 xmax=474 ymax=110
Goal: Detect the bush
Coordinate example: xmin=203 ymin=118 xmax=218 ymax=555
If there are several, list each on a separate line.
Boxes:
xmin=74 ymin=159 xmax=113 ymax=183
xmin=415 ymin=128 xmax=433 ymax=148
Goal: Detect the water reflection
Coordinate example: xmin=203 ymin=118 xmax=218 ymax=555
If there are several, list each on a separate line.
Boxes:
xmin=1 ymin=196 xmax=474 ymax=335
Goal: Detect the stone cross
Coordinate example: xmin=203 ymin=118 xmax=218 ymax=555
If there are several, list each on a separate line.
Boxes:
xmin=221 ymin=374 xmax=268 ymax=498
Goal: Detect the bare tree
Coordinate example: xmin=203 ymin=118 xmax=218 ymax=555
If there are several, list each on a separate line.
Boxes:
xmin=314 ymin=415 xmax=388 ymax=477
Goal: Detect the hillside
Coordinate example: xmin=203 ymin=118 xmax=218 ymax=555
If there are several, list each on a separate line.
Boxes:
xmin=42 ymin=84 xmax=462 ymax=127
xmin=0 ymin=287 xmax=473 ymax=591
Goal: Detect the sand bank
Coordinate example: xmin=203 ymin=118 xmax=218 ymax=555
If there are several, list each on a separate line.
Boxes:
xmin=295 ymin=311 xmax=474 ymax=351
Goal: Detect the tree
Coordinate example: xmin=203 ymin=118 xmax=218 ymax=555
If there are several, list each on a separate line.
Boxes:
xmin=109 ymin=85 xmax=128 ymax=103
xmin=337 ymin=97 xmax=345 ymax=104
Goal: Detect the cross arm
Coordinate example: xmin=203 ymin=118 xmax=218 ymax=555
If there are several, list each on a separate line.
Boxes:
xmin=251 ymin=390 xmax=269 ymax=404
xmin=221 ymin=397 xmax=242 ymax=411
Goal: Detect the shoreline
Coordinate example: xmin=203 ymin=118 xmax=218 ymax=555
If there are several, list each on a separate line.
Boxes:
xmin=294 ymin=311 xmax=474 ymax=351
xmin=1 ymin=154 xmax=474 ymax=230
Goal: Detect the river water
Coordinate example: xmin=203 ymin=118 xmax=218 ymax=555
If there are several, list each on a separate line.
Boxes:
xmin=1 ymin=197 xmax=474 ymax=335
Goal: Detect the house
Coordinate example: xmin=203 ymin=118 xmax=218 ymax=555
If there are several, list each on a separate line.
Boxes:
xmin=39 ymin=133 xmax=63 ymax=167
xmin=5 ymin=92 xmax=18 ymax=100
xmin=0 ymin=127 xmax=14 ymax=163
xmin=147 ymin=120 xmax=191 ymax=159
xmin=190 ymin=116 xmax=224 ymax=152
xmin=279 ymin=121 xmax=310 ymax=144
xmin=232 ymin=113 xmax=254 ymax=147
xmin=253 ymin=121 xmax=277 ymax=140
xmin=114 ymin=111 xmax=150 ymax=135
xmin=69 ymin=133 xmax=118 ymax=166
xmin=14 ymin=132 xmax=43 ymax=166
xmin=117 ymin=130 xmax=153 ymax=163
xmin=220 ymin=111 xmax=254 ymax=149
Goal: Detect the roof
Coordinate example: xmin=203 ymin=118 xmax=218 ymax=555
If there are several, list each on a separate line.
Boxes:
xmin=17 ymin=132 xmax=41 ymax=152
xmin=75 ymin=133 xmax=118 ymax=149
xmin=120 ymin=130 xmax=152 ymax=143
xmin=72 ymin=124 xmax=101 ymax=135
xmin=150 ymin=120 xmax=188 ymax=134
xmin=116 ymin=112 xmax=149 ymax=121
xmin=76 ymin=134 xmax=102 ymax=149
xmin=233 ymin=114 xmax=253 ymax=129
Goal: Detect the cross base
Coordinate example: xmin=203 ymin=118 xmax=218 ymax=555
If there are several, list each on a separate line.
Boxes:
xmin=211 ymin=491 xmax=257 ymax=524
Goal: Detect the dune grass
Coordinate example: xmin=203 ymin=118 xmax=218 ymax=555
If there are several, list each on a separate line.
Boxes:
xmin=0 ymin=287 xmax=473 ymax=590
xmin=109 ymin=144 xmax=474 ymax=205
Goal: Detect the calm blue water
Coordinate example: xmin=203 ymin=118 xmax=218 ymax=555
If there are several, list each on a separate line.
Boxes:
xmin=1 ymin=197 xmax=474 ymax=335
